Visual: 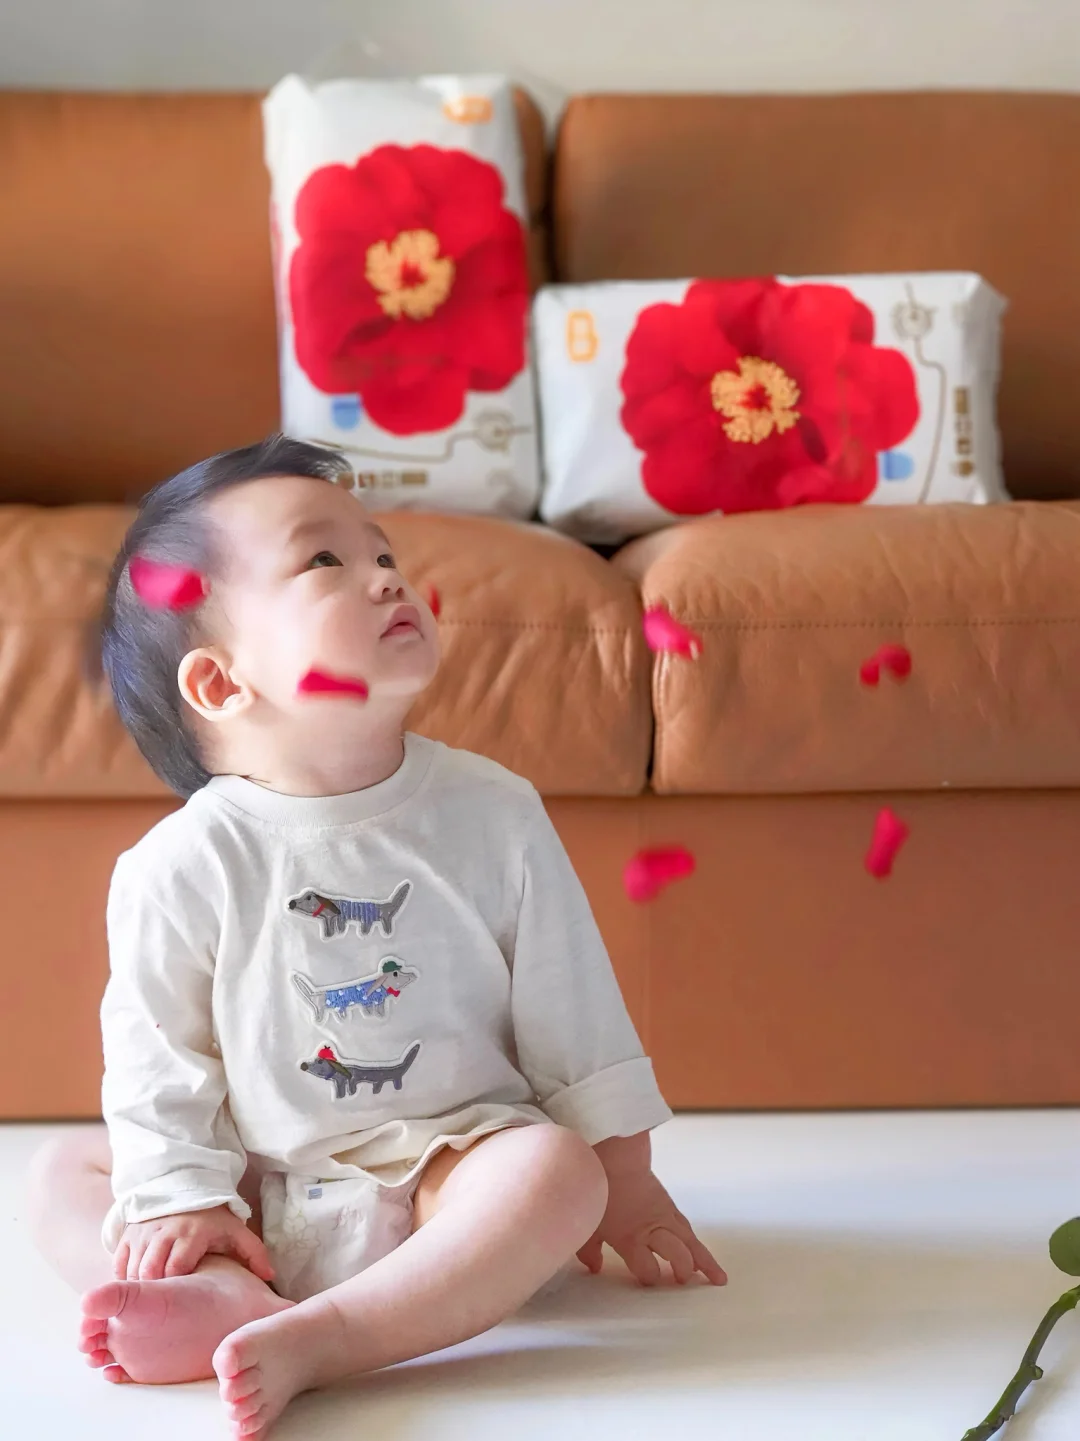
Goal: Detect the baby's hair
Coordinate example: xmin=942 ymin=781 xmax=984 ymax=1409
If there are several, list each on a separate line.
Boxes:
xmin=97 ymin=433 xmax=353 ymax=799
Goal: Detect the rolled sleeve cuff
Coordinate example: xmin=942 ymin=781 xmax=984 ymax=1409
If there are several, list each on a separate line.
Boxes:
xmin=101 ymin=1170 xmax=251 ymax=1252
xmin=540 ymin=1057 xmax=674 ymax=1145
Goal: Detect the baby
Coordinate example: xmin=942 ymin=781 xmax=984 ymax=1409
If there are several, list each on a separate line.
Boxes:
xmin=27 ymin=434 xmax=724 ymax=1439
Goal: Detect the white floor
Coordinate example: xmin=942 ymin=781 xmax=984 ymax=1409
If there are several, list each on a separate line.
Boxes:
xmin=5 ymin=1112 xmax=1080 ymax=1440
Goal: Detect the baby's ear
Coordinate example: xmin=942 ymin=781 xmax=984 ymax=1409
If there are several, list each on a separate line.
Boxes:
xmin=177 ymin=647 xmax=252 ymax=723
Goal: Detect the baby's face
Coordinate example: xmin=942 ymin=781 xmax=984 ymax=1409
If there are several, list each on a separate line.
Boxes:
xmin=205 ymin=474 xmax=439 ymax=714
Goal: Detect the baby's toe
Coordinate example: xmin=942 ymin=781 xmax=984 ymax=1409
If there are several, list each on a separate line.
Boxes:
xmin=213 ymin=1331 xmax=260 ymax=1382
xmin=81 ymin=1280 xmax=128 ymax=1323
xmin=77 ymin=1320 xmax=109 ymax=1354
xmin=103 ymin=1364 xmax=132 ymax=1384
xmin=219 ymin=1371 xmax=262 ymax=1406
xmin=85 ymin=1347 xmax=115 ymax=1370
xmin=234 ymin=1404 xmax=270 ymax=1438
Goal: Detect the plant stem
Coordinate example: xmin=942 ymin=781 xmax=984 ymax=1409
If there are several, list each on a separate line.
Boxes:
xmin=961 ymin=1284 xmax=1080 ymax=1440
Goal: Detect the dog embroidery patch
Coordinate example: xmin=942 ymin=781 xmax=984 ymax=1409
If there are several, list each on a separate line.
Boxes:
xmin=287 ymin=880 xmax=411 ymax=940
xmin=300 ymin=1042 xmax=421 ymax=1099
xmin=291 ymin=958 xmax=418 ymax=1023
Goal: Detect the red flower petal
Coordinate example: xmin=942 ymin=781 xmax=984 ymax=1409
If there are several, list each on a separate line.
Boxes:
xmin=620 ymin=303 xmax=684 ymax=398
xmin=865 ymin=807 xmax=910 ymax=879
xmin=624 ymin=846 xmax=696 ymax=903
xmin=289 ymin=146 xmax=528 ymax=434
xmin=621 ymin=374 xmax=712 ymax=451
xmin=643 ymin=606 xmax=703 ymax=658
xmin=860 ymin=643 xmax=912 ymax=685
xmin=426 ymin=585 xmax=441 ymax=618
xmin=425 ymin=152 xmax=510 ymax=254
xmin=297 ymin=669 xmax=370 ymax=701
xmin=881 ymin=643 xmax=913 ymax=678
xmin=448 ymin=291 xmax=528 ymax=389
xmin=362 ymin=361 xmax=469 ymax=435
xmin=129 ymin=557 xmax=207 ymax=611
xmin=317 ymin=1045 xmax=337 ymax=1061
xmin=844 ymin=345 xmax=922 ymax=451
xmin=684 ymin=278 xmax=776 ymax=359
xmin=620 ymin=278 xmax=920 ymax=518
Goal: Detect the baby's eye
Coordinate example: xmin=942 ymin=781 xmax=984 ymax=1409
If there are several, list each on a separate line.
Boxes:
xmin=376 ymin=552 xmax=397 ymax=570
xmin=307 ymin=551 xmax=342 ymax=570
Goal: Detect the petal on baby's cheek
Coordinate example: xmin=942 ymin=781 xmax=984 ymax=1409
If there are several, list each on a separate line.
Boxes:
xmin=129 ymin=557 xmax=208 ymax=611
xmin=296 ymin=668 xmax=370 ymax=701
xmin=426 ymin=585 xmax=441 ymax=619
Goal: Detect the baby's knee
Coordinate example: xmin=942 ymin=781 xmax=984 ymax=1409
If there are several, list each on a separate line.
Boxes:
xmin=527 ymin=1125 xmax=609 ymax=1223
xmin=26 ymin=1125 xmax=111 ymax=1203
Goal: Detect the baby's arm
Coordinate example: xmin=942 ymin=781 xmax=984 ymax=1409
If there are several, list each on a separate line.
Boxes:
xmin=101 ymin=849 xmax=262 ymax=1281
xmin=509 ymin=793 xmax=724 ymax=1286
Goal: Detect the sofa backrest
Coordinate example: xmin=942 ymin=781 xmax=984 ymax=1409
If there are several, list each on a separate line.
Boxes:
xmin=552 ymin=92 xmax=1080 ymax=502
xmin=0 ymin=89 xmax=547 ymax=505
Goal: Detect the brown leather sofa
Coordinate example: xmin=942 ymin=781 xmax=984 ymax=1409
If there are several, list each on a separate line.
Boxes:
xmin=4 ymin=88 xmax=1080 ymax=1122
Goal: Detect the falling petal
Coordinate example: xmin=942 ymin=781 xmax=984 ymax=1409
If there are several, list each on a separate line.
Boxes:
xmin=643 ymin=606 xmax=703 ymax=659
xmin=880 ymin=643 xmax=912 ymax=679
xmin=865 ymin=807 xmax=910 ymax=879
xmin=623 ymin=845 xmax=696 ymax=903
xmin=859 ymin=643 xmax=912 ymax=685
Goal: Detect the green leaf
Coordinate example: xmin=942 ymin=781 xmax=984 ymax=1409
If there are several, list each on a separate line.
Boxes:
xmin=1049 ymin=1220 xmax=1080 ymax=1276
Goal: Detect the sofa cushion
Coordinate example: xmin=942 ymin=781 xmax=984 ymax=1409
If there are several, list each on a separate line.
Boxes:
xmin=554 ymin=92 xmax=1080 ymax=502
xmin=0 ymin=89 xmax=547 ymax=506
xmin=0 ymin=506 xmax=649 ymax=798
xmin=614 ymin=501 xmax=1080 ymax=795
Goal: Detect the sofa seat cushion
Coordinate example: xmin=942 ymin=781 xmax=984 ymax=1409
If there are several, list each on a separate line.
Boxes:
xmin=615 ymin=501 xmax=1080 ymax=795
xmin=0 ymin=506 xmax=650 ymax=798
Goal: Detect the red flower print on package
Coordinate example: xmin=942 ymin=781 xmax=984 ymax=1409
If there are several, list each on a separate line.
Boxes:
xmin=289 ymin=145 xmax=529 ymax=436
xmin=619 ymin=278 xmax=919 ymax=515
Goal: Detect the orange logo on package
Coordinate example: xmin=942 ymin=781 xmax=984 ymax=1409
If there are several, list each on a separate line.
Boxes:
xmin=566 ymin=310 xmax=599 ymax=362
xmin=443 ymin=95 xmax=494 ymax=124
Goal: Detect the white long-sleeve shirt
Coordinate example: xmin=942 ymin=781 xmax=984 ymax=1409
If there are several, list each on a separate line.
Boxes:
xmin=101 ymin=734 xmax=672 ymax=1248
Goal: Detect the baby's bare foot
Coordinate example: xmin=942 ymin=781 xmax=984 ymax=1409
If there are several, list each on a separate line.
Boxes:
xmin=213 ymin=1300 xmax=346 ymax=1439
xmin=79 ymin=1257 xmax=292 ymax=1385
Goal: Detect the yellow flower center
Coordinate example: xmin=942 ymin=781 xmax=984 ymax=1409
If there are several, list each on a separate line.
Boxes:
xmin=365 ymin=229 xmax=454 ymax=320
xmin=710 ymin=356 xmax=801 ymax=444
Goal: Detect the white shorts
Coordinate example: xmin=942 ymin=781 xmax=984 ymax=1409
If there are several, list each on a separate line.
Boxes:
xmin=259 ymin=1128 xmax=573 ymax=1304
xmin=261 ymin=1169 xmax=417 ymax=1303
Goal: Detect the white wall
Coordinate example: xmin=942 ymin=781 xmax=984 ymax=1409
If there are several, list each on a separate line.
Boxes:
xmin=3 ymin=0 xmax=1078 ymax=111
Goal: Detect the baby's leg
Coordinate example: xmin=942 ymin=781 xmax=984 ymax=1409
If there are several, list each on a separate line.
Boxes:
xmin=26 ymin=1124 xmax=116 ymax=1291
xmin=25 ymin=1125 xmax=290 ymax=1385
xmin=213 ymin=1124 xmax=606 ymax=1440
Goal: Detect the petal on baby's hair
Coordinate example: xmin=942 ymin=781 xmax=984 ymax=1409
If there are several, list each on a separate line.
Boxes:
xmin=129 ymin=556 xmax=208 ymax=611
xmin=864 ymin=807 xmax=910 ymax=879
xmin=643 ymin=606 xmax=703 ymax=659
xmin=623 ymin=845 xmax=696 ymax=903
xmin=297 ymin=669 xmax=370 ymax=701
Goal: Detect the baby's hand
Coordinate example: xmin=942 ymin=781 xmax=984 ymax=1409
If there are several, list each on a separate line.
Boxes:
xmin=113 ymin=1203 xmax=275 ymax=1283
xmin=578 ymin=1165 xmax=727 ymax=1288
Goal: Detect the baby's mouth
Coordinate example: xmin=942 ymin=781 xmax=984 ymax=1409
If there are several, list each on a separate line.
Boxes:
xmin=381 ymin=604 xmax=422 ymax=639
